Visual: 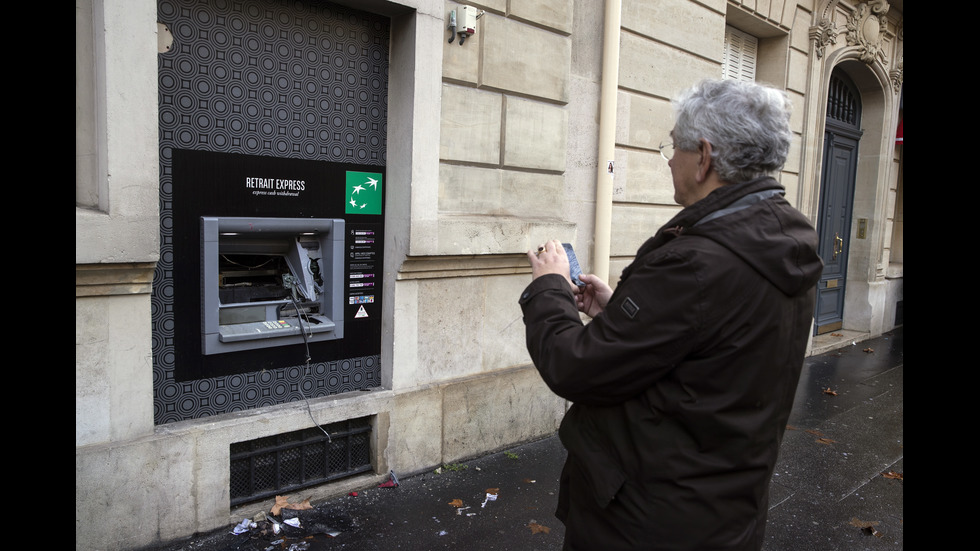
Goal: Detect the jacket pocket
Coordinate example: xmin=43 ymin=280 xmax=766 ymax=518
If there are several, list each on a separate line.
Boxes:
xmin=558 ymin=405 xmax=628 ymax=509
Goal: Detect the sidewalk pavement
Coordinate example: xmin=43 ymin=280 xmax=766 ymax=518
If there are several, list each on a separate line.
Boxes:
xmin=146 ymin=326 xmax=902 ymax=551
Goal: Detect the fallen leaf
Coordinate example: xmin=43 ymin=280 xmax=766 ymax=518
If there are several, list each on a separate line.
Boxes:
xmin=296 ymin=499 xmax=313 ymax=510
xmin=805 ymin=429 xmax=824 ymax=436
xmin=882 ymin=470 xmax=903 ymax=480
xmin=823 ymin=387 xmax=838 ymax=396
xmin=849 ymin=517 xmax=882 ymax=537
xmin=486 ymin=488 xmax=499 ymax=495
xmin=785 ymin=425 xmax=798 ymax=431
xmin=831 ymin=332 xmax=843 ymax=337
xmin=269 ymin=495 xmax=311 ymax=515
xmin=528 ymin=522 xmax=551 ymax=534
xmin=849 ymin=517 xmax=878 ymax=528
xmin=863 ymin=347 xmax=874 ymax=353
xmin=271 ymin=496 xmax=288 ymax=515
xmin=449 ymin=498 xmax=464 ymax=507
xmin=816 ymin=437 xmax=837 ymax=445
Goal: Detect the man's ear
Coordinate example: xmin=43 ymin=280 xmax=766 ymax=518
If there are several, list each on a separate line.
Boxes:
xmin=696 ymin=138 xmax=713 ymax=183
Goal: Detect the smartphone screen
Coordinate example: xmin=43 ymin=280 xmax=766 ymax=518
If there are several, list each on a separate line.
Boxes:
xmin=562 ymin=243 xmax=586 ymax=287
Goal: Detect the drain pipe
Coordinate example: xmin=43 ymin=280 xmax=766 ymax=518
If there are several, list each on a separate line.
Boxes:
xmin=593 ymin=0 xmax=621 ymax=282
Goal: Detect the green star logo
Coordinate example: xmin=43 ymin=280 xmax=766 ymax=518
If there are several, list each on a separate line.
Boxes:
xmin=345 ymin=171 xmax=383 ymax=215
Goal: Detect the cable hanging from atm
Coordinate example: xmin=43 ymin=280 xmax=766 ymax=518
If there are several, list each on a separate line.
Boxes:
xmin=287 ymin=288 xmax=333 ymax=443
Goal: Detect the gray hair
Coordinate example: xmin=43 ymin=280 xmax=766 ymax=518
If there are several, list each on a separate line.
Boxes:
xmin=672 ymin=79 xmax=792 ymax=184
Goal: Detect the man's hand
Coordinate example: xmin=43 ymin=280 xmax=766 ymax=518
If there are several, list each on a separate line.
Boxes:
xmin=527 ymin=239 xmax=574 ymax=288
xmin=574 ymin=273 xmax=612 ymax=318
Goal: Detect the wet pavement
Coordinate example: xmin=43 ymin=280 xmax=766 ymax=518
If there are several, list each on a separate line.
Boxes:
xmin=144 ymin=327 xmax=902 ymax=551
xmin=764 ymin=326 xmax=904 ymax=550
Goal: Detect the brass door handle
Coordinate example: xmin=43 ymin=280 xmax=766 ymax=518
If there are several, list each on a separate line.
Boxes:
xmin=833 ymin=232 xmax=843 ymax=260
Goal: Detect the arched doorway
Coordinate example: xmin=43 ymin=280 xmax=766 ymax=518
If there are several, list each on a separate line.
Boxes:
xmin=814 ymin=69 xmax=862 ymax=335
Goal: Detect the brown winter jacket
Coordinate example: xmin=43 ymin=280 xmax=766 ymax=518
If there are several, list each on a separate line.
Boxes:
xmin=519 ymin=177 xmax=823 ymax=550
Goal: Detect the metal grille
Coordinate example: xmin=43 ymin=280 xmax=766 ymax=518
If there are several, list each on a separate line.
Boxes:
xmin=230 ymin=417 xmax=372 ymax=507
xmin=826 ymin=73 xmax=861 ymax=127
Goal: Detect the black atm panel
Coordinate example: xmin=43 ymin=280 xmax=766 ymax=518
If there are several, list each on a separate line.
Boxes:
xmin=168 ymin=149 xmax=385 ymax=383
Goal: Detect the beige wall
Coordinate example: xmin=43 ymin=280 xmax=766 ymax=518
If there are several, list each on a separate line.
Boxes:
xmin=75 ymin=0 xmax=160 ymax=265
xmin=436 ymin=1 xmax=578 ymax=257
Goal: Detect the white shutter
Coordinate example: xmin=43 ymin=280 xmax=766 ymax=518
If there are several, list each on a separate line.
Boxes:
xmin=723 ymin=26 xmax=757 ymax=82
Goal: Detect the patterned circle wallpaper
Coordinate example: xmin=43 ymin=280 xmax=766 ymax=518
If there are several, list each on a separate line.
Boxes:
xmin=153 ymin=0 xmax=388 ymax=424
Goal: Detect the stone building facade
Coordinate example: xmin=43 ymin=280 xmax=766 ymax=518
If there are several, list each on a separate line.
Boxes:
xmin=76 ymin=0 xmax=903 ymax=548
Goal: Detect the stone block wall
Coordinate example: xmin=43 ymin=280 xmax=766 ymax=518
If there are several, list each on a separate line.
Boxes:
xmin=437 ymin=1 xmax=576 ymax=255
xmin=382 ymin=1 xmax=590 ymax=474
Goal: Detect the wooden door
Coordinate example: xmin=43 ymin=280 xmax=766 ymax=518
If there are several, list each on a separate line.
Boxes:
xmin=814 ymin=71 xmax=862 ymax=335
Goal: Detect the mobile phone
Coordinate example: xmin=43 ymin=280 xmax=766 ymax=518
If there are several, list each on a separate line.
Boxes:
xmin=562 ymin=243 xmax=586 ymax=287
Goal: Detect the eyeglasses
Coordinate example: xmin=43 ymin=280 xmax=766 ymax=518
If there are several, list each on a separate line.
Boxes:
xmin=659 ymin=141 xmax=675 ymax=161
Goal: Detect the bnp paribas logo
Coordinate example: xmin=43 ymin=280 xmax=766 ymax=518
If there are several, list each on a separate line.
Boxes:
xmin=345 ymin=171 xmax=383 ymax=215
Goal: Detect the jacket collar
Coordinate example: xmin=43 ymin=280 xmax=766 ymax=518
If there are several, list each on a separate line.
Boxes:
xmin=664 ymin=177 xmax=783 ymax=233
xmin=620 ymin=177 xmax=785 ymax=282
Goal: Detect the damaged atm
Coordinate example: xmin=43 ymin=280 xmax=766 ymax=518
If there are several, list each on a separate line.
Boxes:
xmin=200 ymin=216 xmax=345 ymax=355
xmin=169 ymin=149 xmax=384 ymax=383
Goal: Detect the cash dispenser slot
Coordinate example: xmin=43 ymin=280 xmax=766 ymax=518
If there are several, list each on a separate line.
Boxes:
xmin=201 ymin=217 xmax=345 ymax=355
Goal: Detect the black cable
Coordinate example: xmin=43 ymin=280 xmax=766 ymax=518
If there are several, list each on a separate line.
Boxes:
xmin=288 ymin=291 xmax=332 ymax=443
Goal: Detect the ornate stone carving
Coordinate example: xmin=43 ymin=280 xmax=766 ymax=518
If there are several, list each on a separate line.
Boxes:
xmin=889 ymin=60 xmax=903 ymax=93
xmin=810 ymin=18 xmax=838 ymax=59
xmin=846 ymin=0 xmax=890 ymax=65
xmin=889 ymin=19 xmax=903 ymax=93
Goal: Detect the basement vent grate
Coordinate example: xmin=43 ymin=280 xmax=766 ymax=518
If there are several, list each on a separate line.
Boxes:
xmin=230 ymin=417 xmax=373 ymax=507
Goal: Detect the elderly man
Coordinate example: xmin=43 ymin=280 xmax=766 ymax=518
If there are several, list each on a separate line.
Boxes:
xmin=520 ymin=79 xmax=823 ymax=550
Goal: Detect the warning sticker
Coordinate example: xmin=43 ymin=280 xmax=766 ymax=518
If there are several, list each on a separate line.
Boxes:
xmin=355 ymin=305 xmax=369 ymax=318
